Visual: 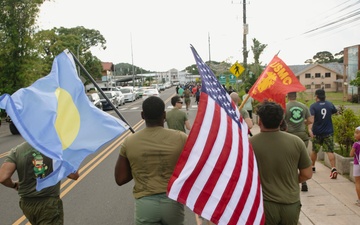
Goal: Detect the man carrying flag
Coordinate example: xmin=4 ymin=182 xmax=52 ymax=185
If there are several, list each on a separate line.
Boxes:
xmin=0 ymin=49 xmax=129 ymax=191
xmin=167 ymin=45 xmax=264 ymax=225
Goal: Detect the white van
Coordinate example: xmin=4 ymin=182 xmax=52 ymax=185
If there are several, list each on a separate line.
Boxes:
xmin=120 ymin=87 xmax=136 ymax=102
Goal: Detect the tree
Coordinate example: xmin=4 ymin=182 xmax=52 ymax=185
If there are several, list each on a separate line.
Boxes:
xmin=312 ymin=51 xmax=335 ymax=63
xmin=243 ymin=38 xmax=267 ymax=90
xmin=33 ymin=26 xmax=106 ymax=83
xmin=350 ymin=70 xmax=360 ymax=103
xmin=0 ymin=0 xmax=47 ymax=95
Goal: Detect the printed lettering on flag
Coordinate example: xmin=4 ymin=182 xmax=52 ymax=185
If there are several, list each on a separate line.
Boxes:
xmin=167 ymin=45 xmax=265 ymax=225
xmin=0 ymin=50 xmax=129 ymax=190
xmin=248 ymin=55 xmax=306 ymax=108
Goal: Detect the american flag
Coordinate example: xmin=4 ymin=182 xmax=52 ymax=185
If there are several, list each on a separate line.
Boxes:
xmin=167 ymin=45 xmax=264 ymax=225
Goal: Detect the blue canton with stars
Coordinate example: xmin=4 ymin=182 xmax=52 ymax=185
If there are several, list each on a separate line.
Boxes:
xmin=190 ymin=45 xmax=242 ymax=129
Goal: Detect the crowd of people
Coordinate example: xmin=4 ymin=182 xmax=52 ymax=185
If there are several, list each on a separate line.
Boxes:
xmin=2 ymin=84 xmax=358 ymax=225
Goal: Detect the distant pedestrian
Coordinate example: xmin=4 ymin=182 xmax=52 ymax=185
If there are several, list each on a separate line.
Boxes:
xmin=176 ymin=85 xmax=179 ymax=94
xmin=178 ymin=86 xmax=184 ymax=97
xmin=250 ymin=101 xmax=312 ymax=225
xmin=229 ymin=92 xmax=253 ymax=129
xmin=166 ymin=95 xmax=191 ymax=133
xmin=350 ymin=126 xmax=360 ymax=207
xmin=308 ymin=89 xmax=338 ymax=179
xmin=195 ymin=87 xmax=201 ymax=105
xmin=242 ymin=88 xmax=254 ymax=119
xmin=285 ymin=92 xmax=313 ymax=192
xmin=183 ymin=87 xmax=191 ymax=111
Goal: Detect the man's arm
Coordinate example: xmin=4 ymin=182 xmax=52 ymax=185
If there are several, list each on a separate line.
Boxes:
xmin=299 ymin=166 xmax=312 ymax=183
xmin=244 ymin=118 xmax=253 ymax=129
xmin=185 ymin=120 xmax=192 ymax=131
xmin=67 ymin=171 xmax=79 ymax=180
xmin=114 ymin=155 xmax=133 ymax=186
xmin=307 ymin=116 xmax=314 ymax=137
xmin=0 ymin=162 xmax=18 ymax=189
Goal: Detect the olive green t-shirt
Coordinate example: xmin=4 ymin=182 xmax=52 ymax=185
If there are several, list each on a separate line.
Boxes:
xmin=120 ymin=126 xmax=187 ymax=199
xmin=250 ymin=131 xmax=311 ymax=204
xmin=285 ymin=101 xmax=311 ymax=141
xmin=166 ymin=108 xmax=188 ymax=133
xmin=5 ymin=142 xmax=60 ymax=198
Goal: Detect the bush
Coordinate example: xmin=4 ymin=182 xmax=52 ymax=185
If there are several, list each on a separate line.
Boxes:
xmin=333 ymin=105 xmax=360 ymax=157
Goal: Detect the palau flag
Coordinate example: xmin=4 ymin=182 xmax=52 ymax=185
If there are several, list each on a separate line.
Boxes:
xmin=0 ymin=50 xmax=129 ymax=190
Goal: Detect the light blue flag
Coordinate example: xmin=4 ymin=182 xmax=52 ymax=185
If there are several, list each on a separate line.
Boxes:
xmin=0 ymin=50 xmax=129 ymax=191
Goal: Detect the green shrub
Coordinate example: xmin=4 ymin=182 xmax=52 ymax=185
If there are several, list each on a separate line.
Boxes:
xmin=333 ymin=105 xmax=360 ymax=157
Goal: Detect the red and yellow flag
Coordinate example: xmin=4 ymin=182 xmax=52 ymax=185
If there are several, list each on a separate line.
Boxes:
xmin=248 ymin=55 xmax=305 ymax=109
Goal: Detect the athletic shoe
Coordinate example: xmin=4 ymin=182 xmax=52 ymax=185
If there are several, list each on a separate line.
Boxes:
xmin=356 ymin=200 xmax=360 ymax=207
xmin=312 ymin=167 xmax=316 ymax=173
xmin=330 ymin=168 xmax=338 ymax=179
xmin=301 ymin=182 xmax=308 ymax=192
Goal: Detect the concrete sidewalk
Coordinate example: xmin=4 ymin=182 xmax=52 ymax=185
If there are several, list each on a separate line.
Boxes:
xmin=249 ymin=124 xmax=360 ymax=225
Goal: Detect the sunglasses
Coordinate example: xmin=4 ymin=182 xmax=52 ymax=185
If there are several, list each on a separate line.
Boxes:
xmin=177 ymin=101 xmax=183 ymax=104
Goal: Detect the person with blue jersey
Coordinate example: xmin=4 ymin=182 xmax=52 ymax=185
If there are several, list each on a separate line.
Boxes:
xmin=308 ymin=89 xmax=338 ymax=179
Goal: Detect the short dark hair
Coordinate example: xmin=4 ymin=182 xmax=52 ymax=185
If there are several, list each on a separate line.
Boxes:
xmin=171 ymin=95 xmax=181 ymax=106
xmin=315 ymin=89 xmax=325 ymax=101
xmin=256 ymin=101 xmax=284 ymax=129
xmin=142 ymin=96 xmax=165 ymax=121
xmin=287 ymin=92 xmax=297 ymax=100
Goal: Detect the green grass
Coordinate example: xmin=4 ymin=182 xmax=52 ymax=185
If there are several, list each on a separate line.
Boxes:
xmin=296 ymin=91 xmax=360 ymax=113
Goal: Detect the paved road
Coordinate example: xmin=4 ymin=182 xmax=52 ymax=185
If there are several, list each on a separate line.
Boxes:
xmin=0 ymin=87 xmax=201 ymax=225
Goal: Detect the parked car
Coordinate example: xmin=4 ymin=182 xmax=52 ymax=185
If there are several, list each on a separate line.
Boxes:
xmin=134 ymin=87 xmax=144 ymax=99
xmin=101 ymin=87 xmax=125 ymax=106
xmin=142 ymin=88 xmax=160 ymax=99
xmin=86 ymin=93 xmax=103 ymax=110
xmin=120 ymin=87 xmax=136 ymax=102
xmin=150 ymin=84 xmax=161 ymax=93
xmin=164 ymin=82 xmax=172 ymax=89
xmin=100 ymin=91 xmax=118 ymax=110
xmin=158 ymin=84 xmax=165 ymax=91
xmin=5 ymin=116 xmax=19 ymax=135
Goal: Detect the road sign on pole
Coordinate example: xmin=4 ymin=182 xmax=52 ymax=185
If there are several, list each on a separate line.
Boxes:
xmin=229 ymin=74 xmax=236 ymax=84
xmin=219 ymin=74 xmax=226 ymax=84
xmin=229 ymin=61 xmax=245 ymax=77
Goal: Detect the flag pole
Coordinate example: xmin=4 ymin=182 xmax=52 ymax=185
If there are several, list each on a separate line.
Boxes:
xmin=69 ymin=51 xmax=135 ymax=133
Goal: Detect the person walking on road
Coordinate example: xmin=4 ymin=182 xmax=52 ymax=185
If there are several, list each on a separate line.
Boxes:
xmin=285 ymin=92 xmax=313 ymax=192
xmin=166 ymin=95 xmax=191 ymax=133
xmin=229 ymin=92 xmax=253 ymax=129
xmin=350 ymin=126 xmax=360 ymax=206
xmin=308 ymin=89 xmax=338 ymax=179
xmin=0 ymin=141 xmax=79 ymax=225
xmin=250 ymin=101 xmax=312 ymax=225
xmin=183 ymin=87 xmax=191 ymax=111
xmin=242 ymin=88 xmax=254 ymax=119
xmin=114 ymin=96 xmax=187 ymax=225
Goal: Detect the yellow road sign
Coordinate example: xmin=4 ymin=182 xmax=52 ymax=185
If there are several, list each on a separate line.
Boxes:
xmin=229 ymin=61 xmax=244 ymax=77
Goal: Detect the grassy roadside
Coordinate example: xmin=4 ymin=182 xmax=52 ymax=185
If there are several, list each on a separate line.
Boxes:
xmin=296 ymin=91 xmax=360 ymax=113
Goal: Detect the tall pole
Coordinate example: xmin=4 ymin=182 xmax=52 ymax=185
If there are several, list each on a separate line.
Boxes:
xmin=243 ymin=1 xmax=248 ymax=67
xmin=131 ymin=33 xmax=135 ymax=87
xmin=208 ymin=32 xmax=211 ymax=63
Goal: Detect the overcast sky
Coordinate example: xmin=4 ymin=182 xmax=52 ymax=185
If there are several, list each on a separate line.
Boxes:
xmin=38 ymin=0 xmax=360 ymax=71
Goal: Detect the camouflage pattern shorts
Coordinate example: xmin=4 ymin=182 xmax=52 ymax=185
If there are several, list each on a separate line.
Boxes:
xmin=312 ymin=134 xmax=334 ymax=153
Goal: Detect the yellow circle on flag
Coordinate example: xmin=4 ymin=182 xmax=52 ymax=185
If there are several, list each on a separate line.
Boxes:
xmin=54 ymin=87 xmax=80 ymax=150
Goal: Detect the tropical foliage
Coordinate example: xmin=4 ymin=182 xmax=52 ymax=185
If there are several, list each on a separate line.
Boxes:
xmin=333 ymin=105 xmax=360 ymax=157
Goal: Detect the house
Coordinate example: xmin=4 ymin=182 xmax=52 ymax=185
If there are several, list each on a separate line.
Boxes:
xmin=289 ymin=62 xmax=344 ymax=94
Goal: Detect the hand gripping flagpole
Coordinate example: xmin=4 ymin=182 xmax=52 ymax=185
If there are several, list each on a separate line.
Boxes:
xmin=69 ymin=50 xmax=135 ymax=133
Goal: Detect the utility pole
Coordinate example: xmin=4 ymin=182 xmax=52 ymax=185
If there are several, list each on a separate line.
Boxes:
xmin=243 ymin=1 xmax=248 ymax=68
xmin=130 ymin=33 xmax=135 ymax=88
